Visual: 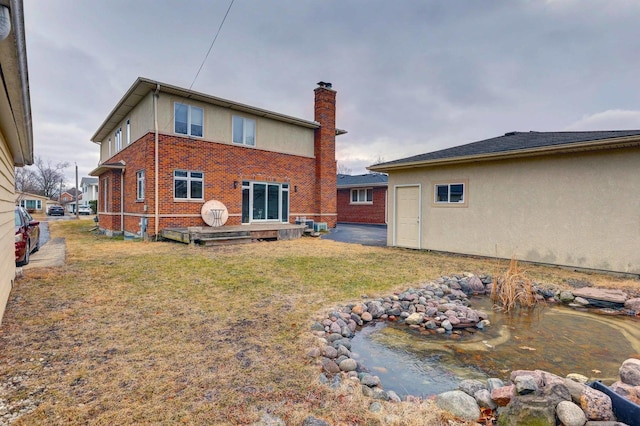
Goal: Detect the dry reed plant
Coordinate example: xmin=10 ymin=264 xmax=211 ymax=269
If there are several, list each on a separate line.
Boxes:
xmin=491 ymin=257 xmax=538 ymax=313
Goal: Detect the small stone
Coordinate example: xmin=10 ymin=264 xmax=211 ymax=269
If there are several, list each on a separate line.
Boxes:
xmin=574 ymin=296 xmax=590 ymax=306
xmin=307 ymin=347 xmax=321 ymax=358
xmin=556 ymin=400 xmax=587 ymax=426
xmin=351 ymin=304 xmax=366 ymax=315
xmin=566 ymin=373 xmax=589 ymax=384
xmin=301 ymin=416 xmax=330 ymax=426
xmin=559 ymin=290 xmax=575 ymax=303
xmin=369 ymin=401 xmax=383 ymax=413
xmin=310 ymin=322 xmax=324 ymax=331
xmin=386 ymin=390 xmax=401 ymax=402
xmin=361 ymin=312 xmax=373 ymax=322
xmin=459 ymin=379 xmax=486 ymax=397
xmin=360 ymin=374 xmax=381 ymax=388
xmin=580 ymin=386 xmax=614 ymax=421
xmin=514 ymin=375 xmax=538 ymax=395
xmin=321 ymin=358 xmax=340 ymax=374
xmin=404 ymin=312 xmax=424 ymax=325
xmin=339 ymin=358 xmax=357 ymax=372
xmin=491 ymin=384 xmax=514 ymax=406
xmin=487 ymin=378 xmax=505 ymax=393
xmin=441 ymin=319 xmax=453 ymax=331
xmin=474 ymin=389 xmax=497 ymax=409
xmin=323 ymin=346 xmax=338 ymax=359
xmin=619 ymin=358 xmax=640 ymax=386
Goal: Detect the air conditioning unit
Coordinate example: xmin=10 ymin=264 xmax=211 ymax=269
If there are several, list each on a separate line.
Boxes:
xmin=314 ymin=222 xmax=328 ymax=232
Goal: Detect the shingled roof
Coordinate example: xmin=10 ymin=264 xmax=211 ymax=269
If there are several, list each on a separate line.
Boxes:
xmin=369 ymin=130 xmax=640 ymax=171
xmin=337 ymin=173 xmax=388 ymax=188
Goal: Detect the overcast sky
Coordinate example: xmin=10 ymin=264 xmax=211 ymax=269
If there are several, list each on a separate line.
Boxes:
xmin=23 ymin=0 xmax=640 ymax=186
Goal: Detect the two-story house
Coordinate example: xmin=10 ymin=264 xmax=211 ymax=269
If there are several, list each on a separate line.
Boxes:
xmin=90 ymin=78 xmax=343 ymax=238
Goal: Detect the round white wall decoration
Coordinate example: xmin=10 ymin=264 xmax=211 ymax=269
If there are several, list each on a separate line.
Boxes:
xmin=201 ymin=200 xmax=229 ymax=227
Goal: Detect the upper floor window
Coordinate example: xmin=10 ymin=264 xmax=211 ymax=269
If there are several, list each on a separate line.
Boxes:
xmin=174 ymin=170 xmax=203 ymax=200
xmin=232 ymin=115 xmax=256 ymax=146
xmin=435 ymin=183 xmax=465 ymax=203
xmin=351 ymin=188 xmax=373 ymax=204
xmin=115 ymin=127 xmax=122 ymax=152
xmin=174 ymin=103 xmax=203 ymax=137
xmin=126 ymin=119 xmax=131 ymax=145
xmin=136 ymin=170 xmax=145 ymax=200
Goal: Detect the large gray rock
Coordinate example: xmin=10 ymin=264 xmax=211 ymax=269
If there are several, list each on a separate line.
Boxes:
xmin=435 ymin=390 xmax=481 ymax=421
xmin=514 ymin=375 xmax=539 ymax=395
xmin=580 ymin=386 xmax=614 ymax=421
xmin=497 ymin=395 xmax=556 ymax=426
xmin=556 ymin=400 xmax=587 ymax=426
xmin=571 ymin=288 xmax=628 ymax=306
xmin=619 ymin=358 xmax=640 ymax=386
xmin=625 ymin=297 xmax=640 ymax=312
xmin=474 ymin=388 xmax=497 ymax=409
xmin=459 ymin=379 xmax=486 ymax=397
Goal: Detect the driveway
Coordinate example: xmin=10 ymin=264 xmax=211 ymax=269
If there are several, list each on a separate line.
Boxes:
xmin=320 ymin=223 xmax=387 ymax=247
xmin=20 ymin=218 xmax=67 ymax=271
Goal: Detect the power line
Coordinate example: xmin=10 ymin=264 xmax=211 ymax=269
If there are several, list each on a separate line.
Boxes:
xmin=189 ymin=0 xmax=235 ymax=90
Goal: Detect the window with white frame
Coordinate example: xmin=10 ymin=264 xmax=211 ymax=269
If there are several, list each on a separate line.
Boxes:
xmin=232 ymin=115 xmax=256 ymax=146
xmin=136 ymin=170 xmax=145 ymax=200
xmin=174 ymin=103 xmax=203 ymax=137
xmin=434 ymin=183 xmax=465 ymax=203
xmin=126 ymin=119 xmax=131 ymax=145
xmin=351 ymin=188 xmax=373 ymax=204
xmin=108 ymin=138 xmax=111 ymax=157
xmin=115 ymin=127 xmax=122 ymax=152
xmin=20 ymin=199 xmax=41 ymax=210
xmin=174 ymin=170 xmax=203 ymax=200
xmin=102 ymin=178 xmax=109 ymax=212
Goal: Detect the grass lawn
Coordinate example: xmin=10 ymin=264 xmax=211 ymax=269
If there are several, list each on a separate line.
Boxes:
xmin=1 ymin=219 xmax=638 ymax=425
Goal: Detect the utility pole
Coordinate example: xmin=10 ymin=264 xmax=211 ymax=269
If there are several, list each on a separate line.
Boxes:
xmin=75 ymin=163 xmax=79 ymax=218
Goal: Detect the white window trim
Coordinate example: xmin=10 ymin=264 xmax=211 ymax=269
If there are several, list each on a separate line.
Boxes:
xmin=232 ymin=115 xmax=256 ymax=146
xmin=350 ymin=188 xmax=374 ymax=204
xmin=173 ymin=170 xmax=204 ymax=201
xmin=126 ymin=119 xmax=131 ymax=145
xmin=136 ymin=170 xmax=145 ymax=201
xmin=432 ymin=180 xmax=468 ymax=207
xmin=174 ymin=102 xmax=204 ymax=138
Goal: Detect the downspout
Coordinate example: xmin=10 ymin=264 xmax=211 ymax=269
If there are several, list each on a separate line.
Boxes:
xmin=153 ymin=84 xmax=160 ymax=240
xmin=120 ymin=170 xmax=124 ymax=232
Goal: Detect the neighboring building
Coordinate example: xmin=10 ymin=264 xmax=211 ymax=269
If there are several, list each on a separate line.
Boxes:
xmin=336 ymin=173 xmax=387 ymax=224
xmin=0 ymin=0 xmax=33 ymax=323
xmin=90 ymin=78 xmax=344 ymax=237
xmin=80 ymin=177 xmax=98 ymax=208
xmin=369 ymin=130 xmax=640 ymax=275
xmin=15 ymin=192 xmax=48 ymax=214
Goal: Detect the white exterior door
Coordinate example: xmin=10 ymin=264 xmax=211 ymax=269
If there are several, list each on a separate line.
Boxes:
xmin=394 ymin=185 xmax=420 ymax=249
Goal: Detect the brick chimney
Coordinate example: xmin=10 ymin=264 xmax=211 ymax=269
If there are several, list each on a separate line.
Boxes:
xmin=314 ymin=82 xmax=337 ymax=227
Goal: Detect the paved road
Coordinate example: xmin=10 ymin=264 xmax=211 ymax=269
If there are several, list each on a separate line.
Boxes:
xmin=320 ymin=223 xmax=387 ymax=247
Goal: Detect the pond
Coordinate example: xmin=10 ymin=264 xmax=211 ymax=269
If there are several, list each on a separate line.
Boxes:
xmin=348 ymin=296 xmax=640 ymax=398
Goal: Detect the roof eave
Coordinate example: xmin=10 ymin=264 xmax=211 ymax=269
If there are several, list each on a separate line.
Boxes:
xmin=91 ymin=77 xmax=320 ymax=142
xmin=368 ymin=136 xmax=640 ymax=172
xmin=89 ymin=160 xmax=126 ymax=176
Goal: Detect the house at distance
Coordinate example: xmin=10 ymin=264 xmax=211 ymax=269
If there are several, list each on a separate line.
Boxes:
xmin=336 ymin=173 xmax=387 ymax=224
xmin=15 ymin=192 xmax=48 ymax=214
xmin=369 ymin=130 xmax=640 ymax=275
xmin=80 ymin=177 xmax=98 ymax=209
xmin=90 ymin=78 xmax=343 ymax=237
xmin=0 ymin=0 xmax=33 ymax=323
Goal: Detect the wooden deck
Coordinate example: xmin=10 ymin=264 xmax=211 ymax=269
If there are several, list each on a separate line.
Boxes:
xmin=160 ymin=223 xmax=308 ymax=246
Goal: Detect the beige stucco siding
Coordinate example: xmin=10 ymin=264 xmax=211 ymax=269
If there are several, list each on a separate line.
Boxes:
xmin=388 ymin=148 xmax=640 ymax=274
xmin=0 ymin=136 xmax=16 ymax=322
xmin=98 ymin=93 xmax=315 ymax=163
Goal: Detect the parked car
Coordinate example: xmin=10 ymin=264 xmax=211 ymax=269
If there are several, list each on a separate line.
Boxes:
xmin=47 ymin=205 xmax=64 ymax=216
xmin=78 ymin=205 xmax=92 ymax=215
xmin=15 ymin=206 xmax=40 ymax=266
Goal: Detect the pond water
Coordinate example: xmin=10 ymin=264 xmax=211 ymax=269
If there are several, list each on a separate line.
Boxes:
xmin=349 ymin=296 xmax=640 ymax=398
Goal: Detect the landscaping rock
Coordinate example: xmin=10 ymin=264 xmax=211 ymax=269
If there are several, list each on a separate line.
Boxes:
xmin=301 ymin=416 xmax=330 ymax=426
xmin=579 ymin=386 xmax=614 ymax=421
xmin=624 ymin=297 xmax=640 ymax=312
xmin=514 ymin=375 xmax=538 ymax=395
xmin=491 ymin=384 xmax=515 ymax=406
xmin=474 ymin=388 xmax=497 ymax=409
xmin=368 ymin=401 xmax=382 ymax=413
xmin=435 ymin=390 xmax=481 ymax=421
xmin=619 ymin=358 xmax=640 ymax=386
xmin=571 ymin=288 xmax=628 ymax=307
xmin=338 ymin=358 xmax=357 ymax=372
xmin=556 ymin=400 xmax=587 ymax=426
xmin=458 ymin=379 xmax=486 ymax=397
xmin=497 ymin=394 xmax=555 ymax=426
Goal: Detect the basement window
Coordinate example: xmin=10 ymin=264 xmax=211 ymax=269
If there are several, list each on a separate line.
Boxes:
xmin=435 ymin=183 xmax=465 ymax=203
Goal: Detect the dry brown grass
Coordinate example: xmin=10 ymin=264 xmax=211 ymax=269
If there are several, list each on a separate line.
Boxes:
xmin=490 ymin=258 xmax=538 ymax=313
xmin=1 ymin=219 xmax=638 ymax=425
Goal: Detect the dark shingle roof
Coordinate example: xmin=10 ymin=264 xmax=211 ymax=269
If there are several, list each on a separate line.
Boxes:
xmin=337 ymin=173 xmax=388 ymax=187
xmin=374 ymin=130 xmax=640 ymax=168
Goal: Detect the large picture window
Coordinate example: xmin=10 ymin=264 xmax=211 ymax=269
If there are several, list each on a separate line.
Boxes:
xmin=232 ymin=115 xmax=256 ymax=146
xmin=174 ymin=103 xmax=203 ymax=137
xmin=351 ymin=188 xmax=373 ymax=204
xmin=434 ymin=183 xmax=465 ymax=203
xmin=174 ymin=170 xmax=203 ymax=200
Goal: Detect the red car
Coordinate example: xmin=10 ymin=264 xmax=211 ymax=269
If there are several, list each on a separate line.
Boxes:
xmin=15 ymin=206 xmax=40 ymax=266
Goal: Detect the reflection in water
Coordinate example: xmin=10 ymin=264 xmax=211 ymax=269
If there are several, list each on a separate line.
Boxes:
xmin=349 ymin=296 xmax=640 ymax=397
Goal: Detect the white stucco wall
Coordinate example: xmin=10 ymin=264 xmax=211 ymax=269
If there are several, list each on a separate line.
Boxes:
xmin=98 ymin=93 xmax=315 ymax=162
xmin=387 ymin=148 xmax=640 ymax=274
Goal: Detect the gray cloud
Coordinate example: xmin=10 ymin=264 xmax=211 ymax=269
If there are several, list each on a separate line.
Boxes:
xmin=22 ymin=0 xmax=640 ymax=181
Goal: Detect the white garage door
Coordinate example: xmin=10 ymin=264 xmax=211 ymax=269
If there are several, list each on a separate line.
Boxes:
xmin=395 ymin=185 xmax=420 ymax=249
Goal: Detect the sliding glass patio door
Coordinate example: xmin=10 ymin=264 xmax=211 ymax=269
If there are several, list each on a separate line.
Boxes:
xmin=241 ymin=181 xmax=289 ymax=223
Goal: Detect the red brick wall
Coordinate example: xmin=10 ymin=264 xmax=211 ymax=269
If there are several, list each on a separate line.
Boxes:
xmin=98 ymin=131 xmax=336 ymax=235
xmin=337 ymin=187 xmax=387 ymax=224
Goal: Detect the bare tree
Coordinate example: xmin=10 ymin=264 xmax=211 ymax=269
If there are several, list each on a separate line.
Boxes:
xmin=15 ymin=156 xmax=69 ymax=199
xmin=336 ymin=161 xmax=352 ymax=175
xmin=14 ymin=166 xmax=39 ymax=194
